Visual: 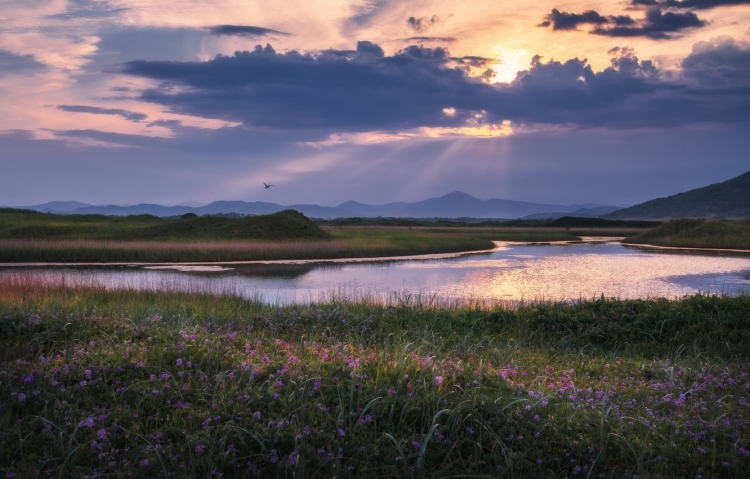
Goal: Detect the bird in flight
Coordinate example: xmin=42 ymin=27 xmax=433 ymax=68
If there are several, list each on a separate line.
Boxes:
xmin=263 ymin=182 xmax=274 ymax=189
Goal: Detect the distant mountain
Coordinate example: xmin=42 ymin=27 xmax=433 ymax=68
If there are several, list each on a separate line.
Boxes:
xmin=7 ymin=192 xmax=621 ymax=220
xmin=20 ymin=201 xmax=93 ymax=213
xmin=336 ymin=191 xmax=616 ymax=219
xmin=604 ymin=170 xmax=750 ymax=220
xmin=523 ymin=206 xmax=624 ymax=220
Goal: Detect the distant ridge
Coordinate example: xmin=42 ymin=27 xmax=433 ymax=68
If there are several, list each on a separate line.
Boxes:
xmin=9 ymin=192 xmax=622 ymax=220
xmin=604 ymin=170 xmax=750 ymax=220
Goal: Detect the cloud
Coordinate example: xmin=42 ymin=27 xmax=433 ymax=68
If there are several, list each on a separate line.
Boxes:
xmin=539 ymin=9 xmax=609 ymax=30
xmin=593 ymin=8 xmax=705 ymax=39
xmin=207 ymin=25 xmax=292 ymax=38
xmin=48 ymin=0 xmax=127 ymax=19
xmin=403 ymin=36 xmax=457 ymax=42
xmin=118 ymin=40 xmax=750 ymax=133
xmin=631 ymin=0 xmax=750 ymax=9
xmin=57 ymin=105 xmax=148 ymax=122
xmin=90 ymin=28 xmax=209 ymax=66
xmin=407 ymin=15 xmax=442 ymax=32
xmin=681 ymin=36 xmax=750 ymax=86
xmin=541 ymin=6 xmax=705 ymax=39
xmin=0 ymin=50 xmax=47 ymax=76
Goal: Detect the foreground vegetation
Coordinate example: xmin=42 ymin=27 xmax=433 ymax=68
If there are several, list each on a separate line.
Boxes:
xmin=624 ymin=219 xmax=750 ymax=250
xmin=1 ymin=278 xmax=749 ymax=477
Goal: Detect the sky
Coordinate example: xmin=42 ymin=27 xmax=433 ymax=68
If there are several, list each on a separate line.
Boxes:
xmin=0 ymin=0 xmax=749 ymax=207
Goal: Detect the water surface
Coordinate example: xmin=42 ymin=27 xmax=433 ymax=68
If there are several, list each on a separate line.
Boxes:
xmin=3 ymin=241 xmax=748 ymax=304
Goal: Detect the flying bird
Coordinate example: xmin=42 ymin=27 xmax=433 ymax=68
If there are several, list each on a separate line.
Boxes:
xmin=263 ymin=182 xmax=274 ymax=189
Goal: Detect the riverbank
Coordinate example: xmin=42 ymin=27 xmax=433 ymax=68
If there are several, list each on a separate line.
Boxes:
xmin=1 ymin=281 xmax=748 ymax=477
xmin=0 ymin=226 xmax=655 ymax=263
xmin=624 ymin=218 xmax=750 ymax=251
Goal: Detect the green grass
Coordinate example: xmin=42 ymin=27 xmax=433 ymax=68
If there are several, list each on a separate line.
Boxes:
xmin=0 ymin=224 xmax=586 ymax=263
xmin=1 ymin=279 xmax=749 ymax=477
xmin=0 ymin=209 xmax=654 ymax=263
xmin=317 ymin=216 xmax=660 ymax=229
xmin=0 ymin=209 xmax=328 ymax=241
xmin=624 ymin=218 xmax=750 ymax=250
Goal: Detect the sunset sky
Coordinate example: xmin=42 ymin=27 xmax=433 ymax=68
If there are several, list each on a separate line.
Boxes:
xmin=1 ymin=0 xmax=749 ymax=207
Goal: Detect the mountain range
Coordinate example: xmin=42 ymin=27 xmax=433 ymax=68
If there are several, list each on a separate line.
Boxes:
xmin=10 ymin=192 xmax=624 ymax=220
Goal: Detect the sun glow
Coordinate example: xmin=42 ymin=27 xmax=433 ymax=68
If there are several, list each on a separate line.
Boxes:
xmin=489 ymin=47 xmax=528 ymax=84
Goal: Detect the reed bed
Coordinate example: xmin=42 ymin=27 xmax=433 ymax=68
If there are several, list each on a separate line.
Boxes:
xmin=625 ymin=219 xmax=750 ymax=250
xmin=0 ymin=229 xmax=499 ymax=263
xmin=1 ymin=275 xmax=750 ymax=477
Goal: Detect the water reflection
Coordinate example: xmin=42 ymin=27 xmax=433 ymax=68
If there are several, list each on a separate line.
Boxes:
xmin=2 ymin=242 xmax=748 ymax=304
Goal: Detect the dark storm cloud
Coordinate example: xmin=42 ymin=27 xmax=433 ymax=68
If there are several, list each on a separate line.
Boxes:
xmin=539 ymin=9 xmax=609 ymax=30
xmin=681 ymin=37 xmax=750 ymax=86
xmin=593 ymin=8 xmax=705 ymax=38
xmin=119 ymin=40 xmax=750 ymax=131
xmin=0 ymin=50 xmax=47 ymax=76
xmin=631 ymin=0 xmax=750 ymax=9
xmin=57 ymin=105 xmax=148 ymax=122
xmin=541 ymin=7 xmax=705 ymax=38
xmin=207 ymin=25 xmax=291 ymax=38
xmin=407 ymin=15 xmax=442 ymax=32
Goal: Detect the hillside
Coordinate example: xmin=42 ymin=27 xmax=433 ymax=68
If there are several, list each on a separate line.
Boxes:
xmin=605 ymin=170 xmax=750 ymax=220
xmin=0 ymin=209 xmax=328 ymax=241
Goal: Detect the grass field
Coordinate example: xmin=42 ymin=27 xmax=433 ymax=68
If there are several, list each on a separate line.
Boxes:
xmin=1 ymin=277 xmax=749 ymax=477
xmin=624 ymin=219 xmax=750 ymax=250
xmin=0 ymin=209 xmax=328 ymax=242
xmin=0 ymin=209 xmax=657 ymax=263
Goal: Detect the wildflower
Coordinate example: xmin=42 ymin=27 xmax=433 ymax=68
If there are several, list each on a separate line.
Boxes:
xmin=85 ymin=369 xmax=92 ymax=379
xmin=17 ymin=393 xmax=26 ymax=402
xmin=176 ymin=359 xmax=183 ymax=366
xmin=140 ymin=459 xmax=149 ymax=467
xmin=412 ymin=441 xmax=420 ymax=450
xmin=97 ymin=429 xmax=108 ymax=441
xmin=80 ymin=417 xmax=95 ymax=428
xmin=435 ymin=376 xmax=443 ymax=386
xmin=195 ymin=444 xmax=206 ymax=456
xmin=288 ymin=450 xmax=299 ymax=466
xmin=338 ymin=429 xmax=345 ymax=436
xmin=253 ymin=411 xmax=261 ymax=420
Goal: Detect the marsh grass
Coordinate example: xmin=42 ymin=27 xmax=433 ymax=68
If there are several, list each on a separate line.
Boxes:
xmin=624 ymin=219 xmax=750 ymax=250
xmin=0 ymin=227 xmax=555 ymax=264
xmin=1 ymin=276 xmax=749 ymax=477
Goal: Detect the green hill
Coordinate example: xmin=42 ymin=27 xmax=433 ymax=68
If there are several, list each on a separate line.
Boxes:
xmin=604 ymin=170 xmax=750 ymax=220
xmin=0 ymin=209 xmax=328 ymax=241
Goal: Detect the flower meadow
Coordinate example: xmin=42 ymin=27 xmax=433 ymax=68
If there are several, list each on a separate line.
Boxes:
xmin=1 ymin=283 xmax=749 ymax=478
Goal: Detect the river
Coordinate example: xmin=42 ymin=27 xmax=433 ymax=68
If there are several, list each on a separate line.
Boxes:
xmin=2 ymin=239 xmax=748 ymax=304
